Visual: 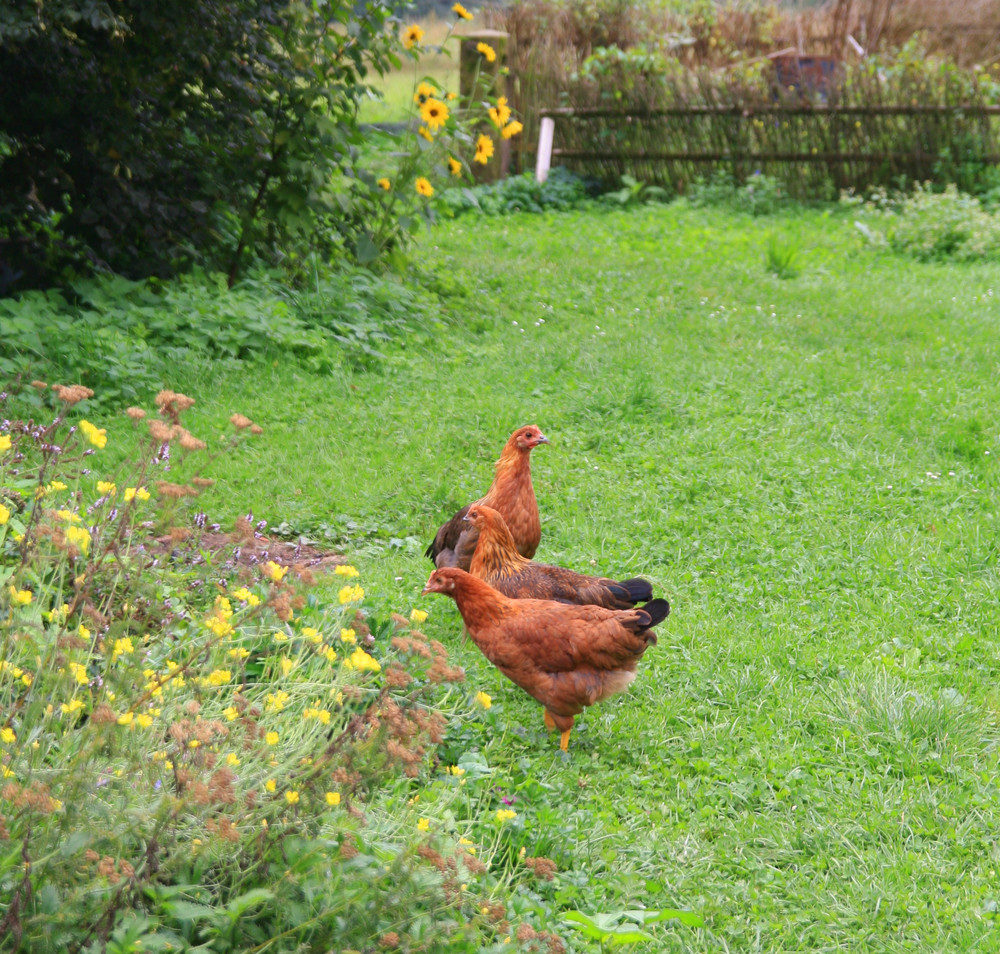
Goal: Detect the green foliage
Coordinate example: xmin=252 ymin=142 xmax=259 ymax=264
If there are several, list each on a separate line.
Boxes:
xmin=687 ymin=169 xmax=789 ymax=215
xmin=848 ymin=182 xmax=1000 ymax=261
xmin=0 ymin=266 xmax=440 ymax=407
xmin=764 ymin=233 xmax=800 ymax=278
xmin=597 ymin=175 xmax=671 ymax=207
xmin=438 ymin=169 xmax=591 ymax=217
xmin=0 ymin=0 xmax=400 ymax=290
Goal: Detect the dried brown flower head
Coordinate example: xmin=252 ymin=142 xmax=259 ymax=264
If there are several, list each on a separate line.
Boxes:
xmin=249 ymin=424 xmax=263 ymax=435
xmin=52 ymin=384 xmax=94 ymax=405
xmin=230 ymin=413 xmax=252 ymax=430
xmin=177 ymin=428 xmax=207 ymax=451
xmin=31 ymin=380 xmax=47 ymax=390
xmin=125 ymin=406 xmax=147 ymax=421
xmin=155 ymin=389 xmax=196 ymax=423
xmin=192 ymin=477 xmax=214 ymax=488
xmin=380 ymin=933 xmax=400 ymax=949
xmin=148 ymin=419 xmax=175 ymax=443
xmin=524 ymin=855 xmax=557 ymax=880
xmin=156 ymin=481 xmax=196 ymax=500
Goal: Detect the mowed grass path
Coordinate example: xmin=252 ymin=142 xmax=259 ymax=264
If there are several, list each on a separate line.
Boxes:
xmin=180 ymin=203 xmax=1000 ymax=951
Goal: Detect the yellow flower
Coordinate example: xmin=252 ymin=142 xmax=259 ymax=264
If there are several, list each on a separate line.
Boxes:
xmin=227 ymin=647 xmax=250 ymax=660
xmin=324 ymin=646 xmax=338 ymax=664
xmin=225 ymin=753 xmax=240 ymax=766
xmin=67 ymin=661 xmax=88 ymax=685
xmin=266 ymin=690 xmax=289 ymax=711
xmin=49 ymin=480 xmax=67 ymax=491
xmin=414 ymin=81 xmax=438 ymax=103
xmin=223 ymin=706 xmax=239 ymax=722
xmin=285 ymin=790 xmax=300 ymax=805
xmin=417 ymin=817 xmax=430 ymax=831
xmin=420 ymin=97 xmax=449 ymax=131
xmin=488 ymin=96 xmax=511 ymax=129
xmin=65 ymin=524 xmax=91 ymax=554
xmin=449 ymin=765 xmax=465 ymax=777
xmin=495 ymin=808 xmax=516 ymax=822
xmin=447 ymin=157 xmax=462 ymax=178
xmin=112 ymin=637 xmax=134 ymax=659
xmin=79 ymin=419 xmax=107 ymax=449
xmin=377 ymin=177 xmax=391 ymax=191
xmin=326 ymin=791 xmax=341 ymax=806
xmin=302 ymin=626 xmax=322 ymax=645
xmin=116 ymin=712 xmax=134 ymax=727
xmin=0 ymin=435 xmax=10 ymax=453
xmin=475 ymin=690 xmax=492 ymax=709
xmin=188 ymin=739 xmax=200 ymax=748
xmin=265 ymin=778 xmax=276 ymax=793
xmin=0 ymin=503 xmax=9 ymax=525
xmin=335 ymin=564 xmax=359 ymax=578
xmin=476 ymin=41 xmax=496 ymax=63
xmin=415 ymin=177 xmax=434 ymax=198
xmin=0 ymin=727 xmax=15 ymax=744
xmin=403 ymin=23 xmax=424 ymax=49
xmin=262 ymin=560 xmax=288 ymax=582
xmin=232 ymin=586 xmax=254 ymax=602
xmin=136 ymin=713 xmax=153 ymax=729
xmin=8 ymin=586 xmax=32 ymax=607
xmin=502 ymin=120 xmax=523 ymax=140
xmin=280 ymin=656 xmax=294 ymax=676
xmin=340 ymin=627 xmax=357 ymax=644
xmin=265 ymin=731 xmax=279 ymax=746
xmin=123 ymin=486 xmax=150 ymax=503
xmin=338 ymin=584 xmax=365 ymax=604
xmin=453 ymin=2 xmax=472 ymax=19
xmin=273 ymin=631 xmax=289 ymax=642
xmin=418 ymin=125 xmax=433 ymax=142
xmin=97 ymin=481 xmax=116 ymax=496
xmin=61 ymin=698 xmax=84 ymax=715
xmin=410 ymin=608 xmax=428 ymax=624
xmin=345 ymin=647 xmax=381 ymax=673
xmin=474 ymin=134 xmax=494 ymax=164
xmin=207 ymin=669 xmax=231 ymax=686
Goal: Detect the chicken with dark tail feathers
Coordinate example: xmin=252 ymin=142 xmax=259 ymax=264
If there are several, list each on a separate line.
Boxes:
xmin=466 ymin=504 xmax=654 ymax=609
xmin=425 ymin=425 xmax=549 ymax=571
xmin=423 ymin=567 xmax=669 ymax=750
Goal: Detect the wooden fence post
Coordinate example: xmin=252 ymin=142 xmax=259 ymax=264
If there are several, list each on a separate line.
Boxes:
xmin=460 ymin=29 xmax=509 ymax=181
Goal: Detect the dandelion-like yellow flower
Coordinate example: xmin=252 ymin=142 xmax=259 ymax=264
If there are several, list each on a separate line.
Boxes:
xmin=453 ymin=2 xmax=472 ymax=19
xmin=410 ymin=608 xmax=428 ymax=624
xmin=97 ymin=481 xmax=116 ymax=496
xmin=417 ymin=817 xmax=430 ymax=831
xmin=447 ymin=157 xmax=462 ymax=178
xmin=136 ymin=714 xmax=153 ymax=729
xmin=116 ymin=712 xmax=134 ymax=727
xmin=415 ymin=177 xmax=434 ymax=198
xmin=265 ymin=778 xmax=277 ymax=793
xmin=226 ymin=753 xmax=240 ymax=766
xmin=324 ymin=646 xmax=337 ymax=664
xmin=414 ymin=81 xmax=438 ymax=104
xmin=8 ymin=586 xmax=32 ymax=607
xmin=449 ymin=765 xmax=465 ymax=776
xmin=285 ymin=790 xmax=300 ymax=805
xmin=326 ymin=791 xmax=341 ymax=806
xmin=0 ymin=727 xmax=15 ymax=744
xmin=476 ymin=41 xmax=496 ymax=63
xmin=420 ymin=97 xmax=449 ymax=131
xmin=403 ymin=23 xmax=424 ymax=49
xmin=502 ymin=120 xmax=523 ymax=140
xmin=123 ymin=486 xmax=150 ymax=503
xmin=338 ymin=583 xmax=365 ymax=604
xmin=266 ymin=690 xmax=289 ymax=712
xmin=207 ymin=669 xmax=232 ymax=686
xmin=340 ymin=627 xmax=357 ymax=644
xmin=488 ymin=96 xmax=511 ymax=129
xmin=61 ymin=698 xmax=84 ymax=715
xmin=263 ymin=561 xmax=287 ymax=582
xmin=345 ymin=647 xmax=381 ymax=673
xmin=475 ymin=690 xmax=492 ymax=709
xmin=79 ymin=419 xmax=107 ymax=449
xmin=335 ymin=564 xmax=359 ymax=578
xmin=265 ymin=731 xmax=279 ymax=746
xmin=474 ymin=134 xmax=494 ymax=164
xmin=495 ymin=808 xmax=516 ymax=822
xmin=223 ymin=706 xmax=239 ymax=721
xmin=0 ymin=435 xmax=10 ymax=453
xmin=112 ymin=637 xmax=134 ymax=659
xmin=377 ymin=177 xmax=391 ymax=191
xmin=0 ymin=503 xmax=9 ymax=525
xmin=65 ymin=524 xmax=91 ymax=554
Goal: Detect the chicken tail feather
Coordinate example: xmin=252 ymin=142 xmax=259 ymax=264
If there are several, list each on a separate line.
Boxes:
xmin=608 ymin=576 xmax=653 ymax=605
xmin=635 ymin=598 xmax=670 ymax=632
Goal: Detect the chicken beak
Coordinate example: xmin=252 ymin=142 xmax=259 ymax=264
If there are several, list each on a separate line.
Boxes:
xmin=421 ymin=580 xmax=436 ymax=595
xmin=535 ymin=433 xmax=550 ymax=445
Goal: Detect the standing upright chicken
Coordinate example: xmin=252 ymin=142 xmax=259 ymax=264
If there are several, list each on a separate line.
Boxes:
xmin=425 ymin=425 xmax=549 ymax=570
xmin=422 ymin=567 xmax=669 ymax=750
xmin=466 ymin=504 xmax=654 ymax=609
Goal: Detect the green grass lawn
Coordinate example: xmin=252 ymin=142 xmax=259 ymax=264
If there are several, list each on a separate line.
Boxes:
xmin=171 ymin=201 xmax=1000 ymax=951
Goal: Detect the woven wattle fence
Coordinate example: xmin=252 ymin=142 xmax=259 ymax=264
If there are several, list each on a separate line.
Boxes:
xmin=536 ymin=102 xmax=1000 ymax=195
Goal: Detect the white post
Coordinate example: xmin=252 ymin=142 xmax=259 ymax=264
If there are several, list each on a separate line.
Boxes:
xmin=536 ymin=116 xmax=555 ymax=184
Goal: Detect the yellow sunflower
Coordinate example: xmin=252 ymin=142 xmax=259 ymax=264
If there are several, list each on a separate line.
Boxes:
xmin=476 ymin=41 xmax=496 ymax=63
xmin=453 ymin=3 xmax=472 ymax=20
xmin=420 ymin=97 xmax=449 ymax=131
xmin=377 ymin=177 xmax=390 ymax=190
xmin=415 ymin=177 xmax=434 ymax=197
xmin=403 ymin=24 xmax=424 ymax=49
xmin=474 ymin=133 xmax=494 ymax=164
xmin=413 ymin=81 xmax=438 ymax=104
xmin=418 ymin=125 xmax=433 ymax=141
xmin=501 ymin=120 xmax=523 ymax=139
xmin=488 ymin=96 xmax=511 ymax=129
xmin=448 ymin=156 xmax=463 ymax=177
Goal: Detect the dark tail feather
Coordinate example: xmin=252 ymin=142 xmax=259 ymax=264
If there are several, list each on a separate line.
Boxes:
xmin=638 ymin=598 xmax=670 ymax=629
xmin=424 ymin=541 xmax=436 ymax=561
xmin=608 ymin=576 xmax=653 ymax=605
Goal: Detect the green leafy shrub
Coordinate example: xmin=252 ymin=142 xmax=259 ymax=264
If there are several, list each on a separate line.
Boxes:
xmin=0 ymin=386 xmax=561 ymax=952
xmin=847 ymin=182 xmax=1000 ymax=261
xmin=688 ymin=170 xmax=789 ymax=215
xmin=439 ymin=168 xmax=592 ymax=217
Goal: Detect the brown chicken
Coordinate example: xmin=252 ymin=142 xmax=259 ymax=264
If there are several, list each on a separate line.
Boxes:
xmin=466 ymin=504 xmax=654 ymax=609
xmin=422 ymin=567 xmax=669 ymax=750
xmin=425 ymin=425 xmax=549 ymax=570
